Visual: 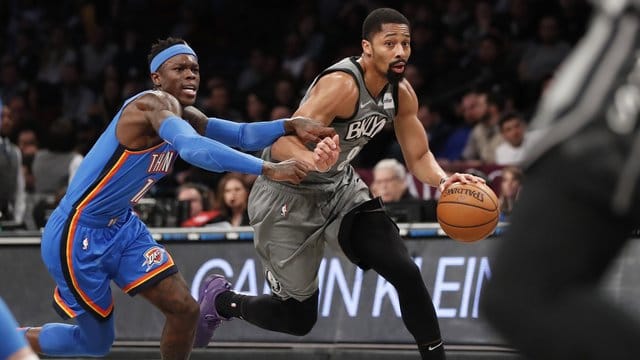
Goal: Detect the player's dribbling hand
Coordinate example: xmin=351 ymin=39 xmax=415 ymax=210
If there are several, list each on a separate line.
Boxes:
xmin=312 ymin=134 xmax=340 ymax=172
xmin=263 ymin=159 xmax=311 ymax=184
xmin=439 ymin=172 xmax=485 ymax=193
xmin=285 ymin=116 xmax=337 ymax=143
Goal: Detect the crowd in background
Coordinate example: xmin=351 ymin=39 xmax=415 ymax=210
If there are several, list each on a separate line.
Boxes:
xmin=0 ymin=0 xmax=592 ymax=230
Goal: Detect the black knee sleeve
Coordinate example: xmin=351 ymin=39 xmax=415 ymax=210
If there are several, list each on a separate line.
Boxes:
xmin=348 ymin=210 xmax=442 ymax=345
xmin=338 ymin=198 xmax=393 ymax=269
xmin=348 ymin=209 xmax=413 ymax=277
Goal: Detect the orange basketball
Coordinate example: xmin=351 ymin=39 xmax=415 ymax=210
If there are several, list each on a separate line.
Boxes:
xmin=437 ymin=182 xmax=499 ymax=243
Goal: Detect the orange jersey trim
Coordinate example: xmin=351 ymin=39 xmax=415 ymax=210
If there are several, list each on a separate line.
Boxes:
xmin=53 ymin=287 xmax=76 ymax=318
xmin=122 ymin=255 xmax=176 ymax=293
xmin=125 ymin=141 xmax=167 ymax=154
xmin=64 ymin=151 xmax=129 ymax=318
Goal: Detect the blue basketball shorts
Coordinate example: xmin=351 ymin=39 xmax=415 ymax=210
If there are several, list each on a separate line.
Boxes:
xmin=41 ymin=207 xmax=177 ymax=320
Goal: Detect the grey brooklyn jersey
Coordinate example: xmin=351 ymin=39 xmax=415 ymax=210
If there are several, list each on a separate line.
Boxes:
xmin=264 ymin=56 xmax=398 ymax=186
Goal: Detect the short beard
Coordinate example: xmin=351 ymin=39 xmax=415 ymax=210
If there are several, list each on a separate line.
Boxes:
xmin=386 ymin=60 xmax=406 ymax=84
xmin=386 ymin=69 xmax=404 ymax=84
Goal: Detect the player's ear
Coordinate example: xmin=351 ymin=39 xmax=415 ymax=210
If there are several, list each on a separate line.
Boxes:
xmin=362 ymin=39 xmax=372 ymax=57
xmin=150 ymin=72 xmax=161 ymax=87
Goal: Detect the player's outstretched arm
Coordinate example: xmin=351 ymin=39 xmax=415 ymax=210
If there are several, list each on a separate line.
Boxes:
xmin=283 ymin=116 xmax=337 ymax=143
xmin=138 ymin=92 xmax=311 ymax=184
xmin=159 ymin=114 xmax=313 ymax=183
xmin=262 ymin=159 xmax=310 ymax=183
xmin=181 ymin=106 xmax=335 ymax=151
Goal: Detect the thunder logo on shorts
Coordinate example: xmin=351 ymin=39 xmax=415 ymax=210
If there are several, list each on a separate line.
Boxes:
xmin=52 ymin=211 xmax=177 ymax=320
xmin=142 ymin=247 xmax=165 ymax=272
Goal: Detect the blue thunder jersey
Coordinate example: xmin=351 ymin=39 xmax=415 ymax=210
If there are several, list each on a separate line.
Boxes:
xmin=263 ymin=56 xmax=398 ymax=188
xmin=58 ymin=91 xmax=176 ymax=220
xmin=45 ymin=91 xmax=179 ymax=320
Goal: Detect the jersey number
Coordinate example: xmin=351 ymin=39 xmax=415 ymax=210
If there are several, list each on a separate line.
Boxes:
xmin=131 ymin=178 xmax=155 ymax=205
xmin=336 ymin=146 xmax=361 ymax=171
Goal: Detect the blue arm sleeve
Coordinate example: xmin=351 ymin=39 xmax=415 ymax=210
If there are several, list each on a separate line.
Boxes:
xmin=205 ymin=117 xmax=286 ymax=151
xmin=159 ymin=116 xmax=264 ymax=175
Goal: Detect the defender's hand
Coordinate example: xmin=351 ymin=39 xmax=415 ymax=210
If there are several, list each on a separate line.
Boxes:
xmin=312 ymin=134 xmax=340 ymax=172
xmin=284 ymin=116 xmax=336 ymax=143
xmin=262 ymin=159 xmax=311 ymax=184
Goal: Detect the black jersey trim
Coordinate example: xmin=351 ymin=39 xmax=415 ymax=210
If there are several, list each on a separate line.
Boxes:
xmin=314 ymin=67 xmax=360 ymax=123
xmin=71 ymin=145 xmax=126 ymax=209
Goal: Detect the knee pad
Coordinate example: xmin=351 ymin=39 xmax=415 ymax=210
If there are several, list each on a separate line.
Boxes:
xmin=75 ymin=314 xmax=115 ymax=356
xmin=339 ymin=198 xmax=398 ymax=269
xmin=39 ymin=321 xmax=114 ymax=357
xmin=78 ymin=326 xmax=114 ymax=356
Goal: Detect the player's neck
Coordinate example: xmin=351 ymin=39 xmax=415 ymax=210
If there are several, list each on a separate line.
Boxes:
xmin=357 ymin=57 xmax=389 ymax=99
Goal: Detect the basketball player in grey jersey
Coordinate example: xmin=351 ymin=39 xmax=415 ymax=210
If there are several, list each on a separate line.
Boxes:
xmin=268 ymin=56 xmax=399 ymax=187
xmin=483 ymin=1 xmax=640 ymax=359
xmin=195 ymin=8 xmax=483 ymax=359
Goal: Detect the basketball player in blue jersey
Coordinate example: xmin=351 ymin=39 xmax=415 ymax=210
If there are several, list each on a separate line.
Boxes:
xmin=20 ymin=37 xmax=337 ymax=359
xmin=194 ymin=8 xmax=483 ymax=360
xmin=483 ymin=1 xmax=640 ymax=359
xmin=0 ymin=298 xmax=39 ymax=360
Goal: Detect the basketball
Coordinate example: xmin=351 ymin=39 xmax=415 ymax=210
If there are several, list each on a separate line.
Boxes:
xmin=437 ymin=182 xmax=499 ymax=243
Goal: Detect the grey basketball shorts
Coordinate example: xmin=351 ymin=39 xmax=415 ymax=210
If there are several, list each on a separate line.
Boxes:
xmin=248 ymin=175 xmax=370 ymax=301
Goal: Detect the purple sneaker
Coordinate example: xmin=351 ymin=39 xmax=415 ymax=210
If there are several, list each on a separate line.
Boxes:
xmin=193 ymin=274 xmax=232 ymax=347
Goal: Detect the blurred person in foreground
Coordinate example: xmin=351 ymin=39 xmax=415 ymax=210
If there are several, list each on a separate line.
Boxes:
xmin=20 ymin=37 xmax=336 ymax=359
xmin=194 ymin=8 xmax=484 ymax=359
xmin=483 ymin=2 xmax=640 ymax=359
xmin=0 ymin=298 xmax=39 ymax=360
